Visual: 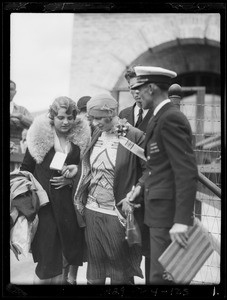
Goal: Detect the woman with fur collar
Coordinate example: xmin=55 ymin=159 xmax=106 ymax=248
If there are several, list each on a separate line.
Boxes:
xmin=20 ymin=96 xmax=91 ymax=284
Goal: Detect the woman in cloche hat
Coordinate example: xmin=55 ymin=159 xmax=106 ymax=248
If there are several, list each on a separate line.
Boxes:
xmin=71 ymin=93 xmax=145 ymax=284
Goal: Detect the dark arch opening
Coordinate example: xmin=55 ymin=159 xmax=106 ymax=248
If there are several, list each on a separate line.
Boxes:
xmin=113 ymin=41 xmax=220 ymax=94
xmin=174 ymin=72 xmax=220 ymax=96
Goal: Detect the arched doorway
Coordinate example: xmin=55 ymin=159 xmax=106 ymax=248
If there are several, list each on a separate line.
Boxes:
xmin=112 ymin=40 xmax=220 ymax=112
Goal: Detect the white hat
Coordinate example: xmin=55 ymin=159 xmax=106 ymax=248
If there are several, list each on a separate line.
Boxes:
xmin=130 ymin=66 xmax=177 ymax=89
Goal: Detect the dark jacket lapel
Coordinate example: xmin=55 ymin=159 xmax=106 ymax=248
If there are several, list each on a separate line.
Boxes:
xmin=138 ymin=108 xmax=153 ymax=132
xmin=144 ymin=102 xmax=173 ymax=150
xmin=82 ymin=128 xmax=102 ymax=157
xmin=126 ymin=104 xmax=135 ymax=126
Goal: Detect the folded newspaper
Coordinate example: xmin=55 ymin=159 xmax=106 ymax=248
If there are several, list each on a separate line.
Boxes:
xmin=158 ymin=218 xmax=214 ymax=284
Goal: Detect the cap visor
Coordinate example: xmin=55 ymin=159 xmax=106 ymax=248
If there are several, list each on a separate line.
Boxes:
xmin=130 ymin=82 xmax=146 ymax=90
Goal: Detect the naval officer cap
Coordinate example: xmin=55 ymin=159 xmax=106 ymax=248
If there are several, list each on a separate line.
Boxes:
xmin=130 ymin=66 xmax=177 ymax=90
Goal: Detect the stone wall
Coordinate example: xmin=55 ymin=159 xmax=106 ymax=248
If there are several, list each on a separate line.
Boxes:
xmin=69 ymin=13 xmax=220 ymax=101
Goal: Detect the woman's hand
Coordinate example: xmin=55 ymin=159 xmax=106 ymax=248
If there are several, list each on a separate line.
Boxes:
xmin=117 ymin=197 xmax=132 ymax=215
xmin=50 ymin=176 xmax=72 ymax=189
xmin=122 ymin=185 xmax=142 ymax=203
xmin=61 ymin=164 xmax=78 ymax=178
xmin=117 ymin=185 xmax=141 ymax=215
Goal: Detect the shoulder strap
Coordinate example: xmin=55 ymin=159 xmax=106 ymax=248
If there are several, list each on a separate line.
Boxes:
xmin=118 ymin=136 xmax=147 ymax=161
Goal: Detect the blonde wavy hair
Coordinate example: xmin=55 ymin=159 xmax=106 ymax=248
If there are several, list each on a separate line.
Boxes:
xmin=48 ymin=96 xmax=78 ymax=125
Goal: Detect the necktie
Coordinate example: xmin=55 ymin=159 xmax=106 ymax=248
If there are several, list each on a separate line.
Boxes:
xmin=135 ymin=108 xmax=143 ymax=127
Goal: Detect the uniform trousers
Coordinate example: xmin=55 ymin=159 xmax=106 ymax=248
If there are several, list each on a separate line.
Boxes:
xmin=149 ymin=227 xmax=174 ymax=284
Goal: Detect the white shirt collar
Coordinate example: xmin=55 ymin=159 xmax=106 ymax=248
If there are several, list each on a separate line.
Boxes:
xmin=134 ymin=104 xmax=149 ymax=125
xmin=153 ymin=99 xmax=170 ymax=116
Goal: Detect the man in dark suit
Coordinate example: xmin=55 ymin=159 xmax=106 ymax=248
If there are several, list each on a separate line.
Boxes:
xmin=120 ymin=66 xmax=198 ymax=284
xmin=119 ymin=67 xmax=153 ymax=133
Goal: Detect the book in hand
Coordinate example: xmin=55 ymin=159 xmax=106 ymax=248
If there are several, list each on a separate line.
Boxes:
xmin=158 ymin=218 xmax=214 ymax=284
xmin=50 ymin=152 xmax=67 ymax=171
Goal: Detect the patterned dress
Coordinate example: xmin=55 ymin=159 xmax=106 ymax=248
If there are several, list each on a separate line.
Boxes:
xmin=84 ymin=131 xmax=143 ymax=282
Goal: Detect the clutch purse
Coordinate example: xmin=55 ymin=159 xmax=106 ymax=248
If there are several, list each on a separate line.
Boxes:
xmin=125 ymin=208 xmax=142 ymax=247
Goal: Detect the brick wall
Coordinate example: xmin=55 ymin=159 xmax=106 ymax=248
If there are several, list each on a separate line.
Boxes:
xmin=69 ymin=13 xmax=220 ymax=103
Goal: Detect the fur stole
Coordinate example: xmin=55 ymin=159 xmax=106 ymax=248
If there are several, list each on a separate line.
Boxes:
xmin=26 ymin=113 xmax=91 ymax=164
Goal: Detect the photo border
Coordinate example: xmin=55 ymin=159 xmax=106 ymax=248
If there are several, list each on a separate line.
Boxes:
xmin=2 ymin=1 xmax=226 ymax=299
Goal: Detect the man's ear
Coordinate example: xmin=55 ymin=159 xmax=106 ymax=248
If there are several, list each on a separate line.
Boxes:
xmin=148 ymin=83 xmax=154 ymax=95
xmin=149 ymin=83 xmax=158 ymax=94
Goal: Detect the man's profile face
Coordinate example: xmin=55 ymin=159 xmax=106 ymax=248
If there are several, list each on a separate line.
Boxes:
xmin=137 ymin=83 xmax=154 ymax=110
xmin=10 ymin=82 xmax=16 ymax=102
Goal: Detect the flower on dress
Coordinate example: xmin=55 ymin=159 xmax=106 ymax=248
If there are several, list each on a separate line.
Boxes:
xmin=111 ymin=118 xmax=129 ymax=137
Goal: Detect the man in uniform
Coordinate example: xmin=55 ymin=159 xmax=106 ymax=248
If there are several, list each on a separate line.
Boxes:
xmin=120 ymin=66 xmax=198 ymax=284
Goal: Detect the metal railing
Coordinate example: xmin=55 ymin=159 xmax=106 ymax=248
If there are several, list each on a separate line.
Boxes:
xmin=173 ymin=86 xmax=221 ymax=284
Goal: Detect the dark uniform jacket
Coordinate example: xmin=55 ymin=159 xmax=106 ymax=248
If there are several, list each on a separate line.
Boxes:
xmin=139 ymin=102 xmax=198 ymax=228
xmin=119 ymin=103 xmax=153 ymax=133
